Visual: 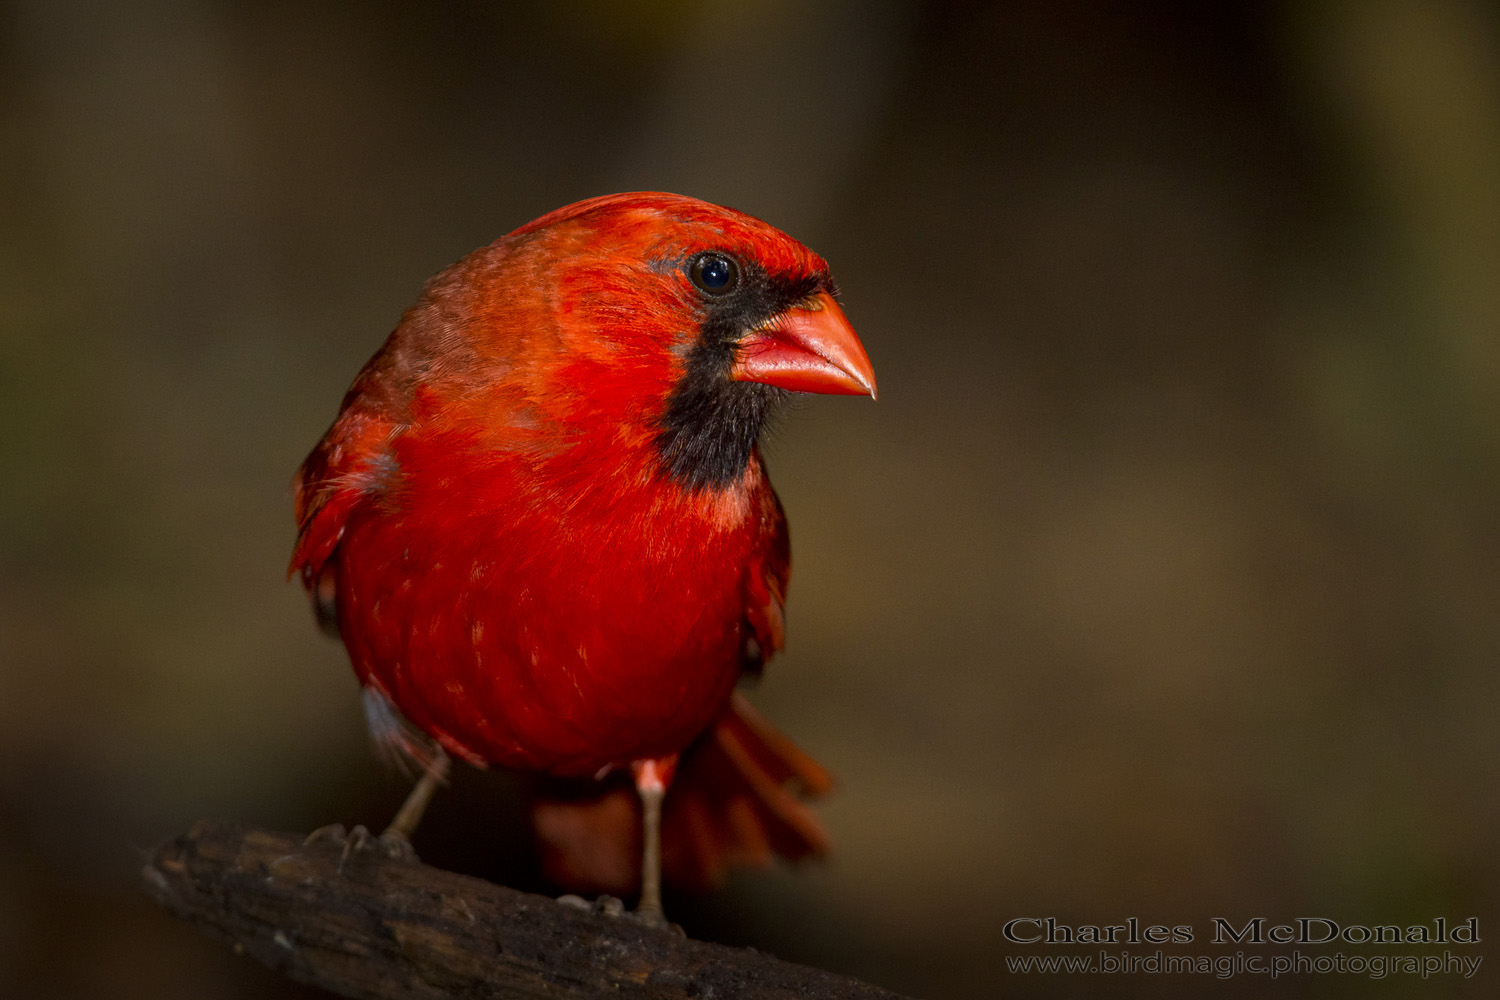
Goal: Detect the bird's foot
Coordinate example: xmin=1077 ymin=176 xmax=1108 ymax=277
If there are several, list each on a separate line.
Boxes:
xmin=303 ymin=823 xmax=419 ymax=869
xmin=556 ymin=894 xmax=682 ymax=934
xmin=630 ymin=905 xmax=674 ymax=931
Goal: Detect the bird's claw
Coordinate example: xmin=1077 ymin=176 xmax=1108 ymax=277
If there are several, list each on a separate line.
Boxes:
xmin=303 ymin=823 xmax=419 ymax=869
xmin=304 ymin=822 xmax=349 ymax=846
xmin=631 ymin=906 xmax=674 ymax=931
xmin=556 ymin=894 xmax=682 ymax=934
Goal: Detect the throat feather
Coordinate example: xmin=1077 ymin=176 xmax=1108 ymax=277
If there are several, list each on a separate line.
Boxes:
xmin=656 ymin=370 xmax=783 ymax=490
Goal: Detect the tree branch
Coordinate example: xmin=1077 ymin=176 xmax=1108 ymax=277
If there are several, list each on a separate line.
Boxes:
xmin=143 ymin=821 xmax=913 ymax=1000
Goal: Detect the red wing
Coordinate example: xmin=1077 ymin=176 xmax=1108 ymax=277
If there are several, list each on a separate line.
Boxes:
xmin=741 ymin=476 xmax=790 ymax=676
xmin=291 ymin=325 xmax=437 ymax=593
xmin=288 ymin=406 xmax=400 ymax=632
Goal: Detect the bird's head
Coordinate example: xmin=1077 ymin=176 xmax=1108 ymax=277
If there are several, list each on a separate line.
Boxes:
xmin=420 ymin=192 xmax=875 ymax=491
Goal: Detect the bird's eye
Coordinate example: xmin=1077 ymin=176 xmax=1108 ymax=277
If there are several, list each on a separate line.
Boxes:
xmin=689 ymin=253 xmax=739 ymax=296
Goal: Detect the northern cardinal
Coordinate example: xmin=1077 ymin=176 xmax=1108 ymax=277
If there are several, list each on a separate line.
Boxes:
xmin=291 ymin=192 xmax=875 ymax=918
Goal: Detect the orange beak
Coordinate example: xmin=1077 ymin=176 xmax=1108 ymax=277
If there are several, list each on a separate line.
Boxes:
xmin=730 ymin=292 xmax=877 ymax=399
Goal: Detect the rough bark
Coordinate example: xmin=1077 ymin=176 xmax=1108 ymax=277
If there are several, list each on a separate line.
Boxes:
xmin=143 ymin=821 xmax=914 ymax=1000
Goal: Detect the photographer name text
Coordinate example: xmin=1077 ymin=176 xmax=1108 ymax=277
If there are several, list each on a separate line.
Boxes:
xmin=1002 ymin=916 xmax=1480 ymax=946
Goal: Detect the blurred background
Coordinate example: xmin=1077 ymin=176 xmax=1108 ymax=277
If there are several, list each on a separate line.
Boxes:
xmin=2 ymin=1 xmax=1497 ymax=997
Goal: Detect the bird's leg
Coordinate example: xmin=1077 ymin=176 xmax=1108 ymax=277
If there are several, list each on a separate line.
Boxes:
xmin=631 ymin=756 xmax=678 ymax=925
xmin=384 ymin=747 xmax=451 ymax=844
xmin=303 ymin=745 xmax=449 ymax=866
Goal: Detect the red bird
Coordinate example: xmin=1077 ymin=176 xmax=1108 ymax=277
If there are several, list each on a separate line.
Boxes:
xmin=291 ymin=192 xmax=875 ymax=918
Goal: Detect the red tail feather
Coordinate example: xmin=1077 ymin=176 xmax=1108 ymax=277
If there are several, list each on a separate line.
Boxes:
xmin=531 ymin=694 xmax=831 ymax=895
